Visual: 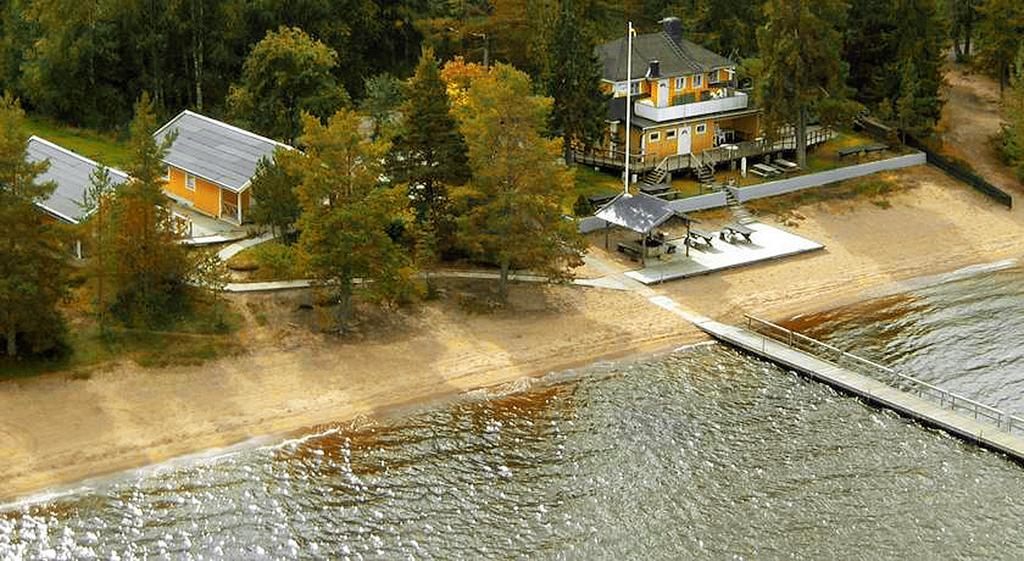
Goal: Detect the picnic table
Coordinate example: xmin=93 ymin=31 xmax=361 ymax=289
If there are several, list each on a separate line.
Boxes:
xmin=639 ymin=183 xmax=671 ymax=196
xmin=686 ymin=228 xmax=715 ymax=249
xmin=750 ymin=163 xmax=781 ymax=178
xmin=773 ymin=158 xmax=800 ymax=172
xmin=720 ymin=222 xmax=754 ymax=243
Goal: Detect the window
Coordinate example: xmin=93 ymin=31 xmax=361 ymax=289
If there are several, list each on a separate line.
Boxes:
xmin=649 ymin=132 xmax=661 ymax=142
xmin=675 ymin=77 xmax=686 ymax=89
xmin=630 ymin=81 xmax=641 ymax=95
xmin=185 ymin=174 xmax=196 ymax=191
xmin=694 ymin=74 xmax=703 ymax=88
xmin=696 ymin=124 xmax=707 ymax=134
xmin=163 ymin=166 xmax=171 ymax=181
xmin=666 ymin=130 xmax=677 ymax=139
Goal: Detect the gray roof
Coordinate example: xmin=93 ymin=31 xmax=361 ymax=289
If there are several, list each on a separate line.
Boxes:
xmin=27 ymin=136 xmax=129 ymax=224
xmin=596 ymin=31 xmax=735 ymax=82
xmin=154 ymin=110 xmax=292 ymax=193
xmin=595 ymin=193 xmax=683 ymax=234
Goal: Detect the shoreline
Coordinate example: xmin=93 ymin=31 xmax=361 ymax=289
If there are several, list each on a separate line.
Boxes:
xmin=2 ymin=165 xmax=1023 ymax=504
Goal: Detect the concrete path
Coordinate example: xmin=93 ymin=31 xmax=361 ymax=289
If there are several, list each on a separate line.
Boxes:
xmin=216 ymin=231 xmax=276 ymax=262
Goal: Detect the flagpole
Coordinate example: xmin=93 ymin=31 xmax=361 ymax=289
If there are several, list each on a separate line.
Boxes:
xmin=624 ymin=21 xmax=633 ymax=195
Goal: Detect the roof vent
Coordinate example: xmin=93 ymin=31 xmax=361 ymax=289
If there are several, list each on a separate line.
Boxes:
xmin=647 ymin=60 xmax=660 ymax=78
xmin=660 ymin=17 xmax=683 ymax=45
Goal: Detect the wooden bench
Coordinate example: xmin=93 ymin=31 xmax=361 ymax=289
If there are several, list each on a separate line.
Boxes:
xmin=839 ymin=144 xmax=890 ymax=158
xmin=720 ymin=223 xmax=754 ymax=243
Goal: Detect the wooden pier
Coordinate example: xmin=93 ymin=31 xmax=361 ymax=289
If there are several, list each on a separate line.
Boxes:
xmin=698 ymin=315 xmax=1024 ymax=461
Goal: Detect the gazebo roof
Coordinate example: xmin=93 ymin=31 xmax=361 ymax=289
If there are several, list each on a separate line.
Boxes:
xmin=594 ymin=192 xmax=685 ymax=234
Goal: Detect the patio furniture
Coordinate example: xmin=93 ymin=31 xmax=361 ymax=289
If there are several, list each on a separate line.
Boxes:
xmin=720 ymin=222 xmax=754 ymax=243
xmin=686 ymin=228 xmax=715 ymax=250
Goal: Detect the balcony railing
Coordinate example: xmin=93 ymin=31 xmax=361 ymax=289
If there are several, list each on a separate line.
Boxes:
xmin=636 ymin=91 xmax=749 ymax=122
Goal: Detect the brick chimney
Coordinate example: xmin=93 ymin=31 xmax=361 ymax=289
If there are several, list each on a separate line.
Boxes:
xmin=647 ymin=60 xmax=660 ymax=78
xmin=660 ymin=17 xmax=683 ymax=45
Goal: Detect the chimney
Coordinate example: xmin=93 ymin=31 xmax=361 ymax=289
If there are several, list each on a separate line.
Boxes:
xmin=647 ymin=60 xmax=660 ymax=78
xmin=660 ymin=16 xmax=683 ymax=45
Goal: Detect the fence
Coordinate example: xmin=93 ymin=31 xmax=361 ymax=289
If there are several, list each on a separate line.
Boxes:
xmin=744 ymin=314 xmax=1024 ymax=436
xmin=905 ymin=136 xmax=1013 ymax=209
xmin=732 ymin=152 xmax=927 ymax=203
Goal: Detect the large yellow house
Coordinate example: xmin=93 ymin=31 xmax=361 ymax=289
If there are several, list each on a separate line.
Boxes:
xmin=154 ymin=110 xmax=292 ymax=224
xmin=585 ymin=17 xmax=763 ymax=173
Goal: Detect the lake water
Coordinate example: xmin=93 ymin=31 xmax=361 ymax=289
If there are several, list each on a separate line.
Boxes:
xmin=3 ymin=264 xmax=1024 ymax=560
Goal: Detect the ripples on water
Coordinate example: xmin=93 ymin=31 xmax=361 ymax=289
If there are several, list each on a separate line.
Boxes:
xmin=3 ymin=266 xmax=1024 ymax=560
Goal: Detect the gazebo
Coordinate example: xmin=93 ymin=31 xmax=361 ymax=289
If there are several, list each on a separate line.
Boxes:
xmin=595 ymin=192 xmax=691 ymax=265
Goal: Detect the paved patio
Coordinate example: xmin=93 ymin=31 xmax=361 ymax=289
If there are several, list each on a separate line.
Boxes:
xmin=624 ymin=222 xmax=824 ymax=285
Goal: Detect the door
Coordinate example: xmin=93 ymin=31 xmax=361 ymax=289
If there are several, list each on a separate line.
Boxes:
xmin=677 ymin=126 xmax=692 ymax=155
xmin=658 ymin=79 xmax=670 ymax=107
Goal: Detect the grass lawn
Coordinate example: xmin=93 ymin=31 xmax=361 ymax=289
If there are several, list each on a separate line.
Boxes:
xmin=0 ymin=290 xmax=244 ymax=379
xmin=747 ymin=174 xmax=901 ymax=217
xmin=25 ymin=115 xmax=131 ymax=169
xmin=569 ymin=165 xmax=623 ymax=212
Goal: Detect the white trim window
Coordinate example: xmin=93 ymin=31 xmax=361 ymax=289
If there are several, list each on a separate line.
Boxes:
xmin=675 ymin=76 xmax=686 ymax=90
xmin=185 ymin=174 xmax=197 ymax=191
xmin=694 ymin=73 xmax=703 ymax=88
xmin=163 ymin=166 xmax=171 ymax=181
xmin=696 ymin=123 xmax=707 ymax=134
xmin=630 ymin=81 xmax=641 ymax=95
xmin=649 ymin=131 xmax=661 ymax=143
xmin=666 ymin=129 xmax=677 ymax=139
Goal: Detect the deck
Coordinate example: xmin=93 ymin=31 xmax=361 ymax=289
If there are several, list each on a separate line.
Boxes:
xmin=698 ymin=316 xmax=1024 ymax=462
xmin=574 ymin=127 xmax=835 ymax=175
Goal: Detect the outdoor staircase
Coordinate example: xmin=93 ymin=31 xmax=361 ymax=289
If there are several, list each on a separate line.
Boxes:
xmin=641 ymin=164 xmax=668 ymax=189
xmin=723 ymin=184 xmax=755 ymax=225
xmin=695 ymin=163 xmax=715 ymax=186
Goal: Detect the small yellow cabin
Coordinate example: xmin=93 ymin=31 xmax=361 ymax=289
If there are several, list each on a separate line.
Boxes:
xmin=154 ymin=111 xmax=291 ymax=224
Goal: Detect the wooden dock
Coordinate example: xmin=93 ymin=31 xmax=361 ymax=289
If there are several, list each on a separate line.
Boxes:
xmin=698 ymin=316 xmax=1024 ymax=462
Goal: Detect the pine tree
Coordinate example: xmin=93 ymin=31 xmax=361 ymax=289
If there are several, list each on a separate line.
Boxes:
xmin=78 ymin=165 xmax=119 ymax=334
xmin=391 ymin=46 xmax=471 ymax=254
xmin=0 ymin=94 xmax=69 ymax=358
xmin=758 ymin=0 xmax=854 ymax=168
xmin=977 ymin=0 xmax=1024 ymax=92
xmin=673 ymin=0 xmax=763 ymax=58
xmin=454 ymin=64 xmax=586 ymax=301
xmin=545 ymin=0 xmax=608 ymax=164
xmin=107 ymin=93 xmax=191 ymax=327
xmin=999 ymin=51 xmax=1024 ymax=179
xmin=290 ymin=109 xmax=417 ymax=332
xmin=249 ymin=152 xmax=301 ymax=240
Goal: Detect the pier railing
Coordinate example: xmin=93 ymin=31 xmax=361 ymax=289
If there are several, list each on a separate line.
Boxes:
xmin=744 ymin=314 xmax=1024 ymax=436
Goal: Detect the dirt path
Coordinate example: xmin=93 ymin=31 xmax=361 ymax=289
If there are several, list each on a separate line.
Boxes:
xmin=939 ymin=66 xmax=1022 ymax=195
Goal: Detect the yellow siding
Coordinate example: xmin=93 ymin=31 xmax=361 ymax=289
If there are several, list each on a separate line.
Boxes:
xmin=690 ymin=120 xmax=715 ymax=153
xmin=194 ymin=178 xmax=221 ymax=217
xmin=164 ymin=166 xmax=222 ymax=218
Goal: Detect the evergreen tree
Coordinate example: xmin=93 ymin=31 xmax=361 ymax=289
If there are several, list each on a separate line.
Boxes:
xmin=671 ymin=0 xmax=763 ymax=58
xmin=290 ymin=109 xmax=417 ymax=332
xmin=391 ymin=47 xmax=471 ymax=254
xmin=999 ymin=51 xmax=1024 ymax=180
xmin=976 ymin=0 xmax=1024 ymax=92
xmin=0 ymin=94 xmax=69 ymax=358
xmin=844 ymin=0 xmax=946 ymax=137
xmin=249 ymin=152 xmax=301 ymax=240
xmin=228 ymin=26 xmax=350 ymax=143
xmin=78 ymin=165 xmax=119 ymax=334
xmin=545 ymin=0 xmax=608 ymax=164
xmin=107 ymin=93 xmax=191 ymax=327
xmin=454 ymin=64 xmax=586 ymax=301
xmin=360 ymin=73 xmax=405 ymax=139
xmin=949 ymin=0 xmax=979 ymax=62
xmin=758 ymin=0 xmax=854 ymax=168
